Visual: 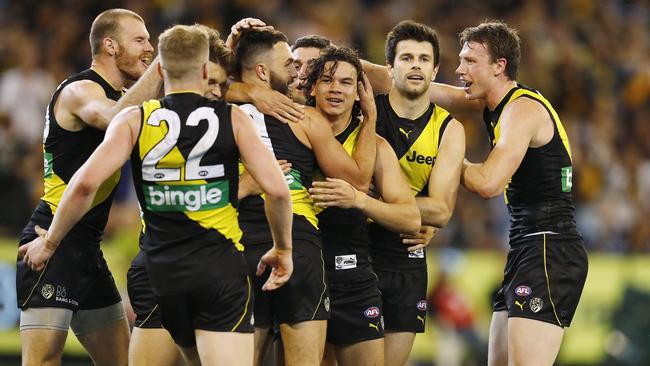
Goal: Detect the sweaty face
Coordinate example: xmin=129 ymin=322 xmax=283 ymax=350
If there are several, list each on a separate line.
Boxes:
xmin=312 ymin=61 xmax=358 ymax=119
xmin=204 ymin=62 xmax=228 ymax=100
xmin=267 ymin=42 xmax=297 ymax=96
xmin=114 ymin=17 xmax=154 ymax=83
xmin=389 ymin=40 xmax=436 ymax=99
xmin=455 ymin=41 xmax=495 ymax=100
xmin=290 ymin=46 xmax=321 ymax=103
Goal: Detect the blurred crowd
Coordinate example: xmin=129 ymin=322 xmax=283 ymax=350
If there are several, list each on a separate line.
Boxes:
xmin=0 ymin=0 xmax=648 ymax=252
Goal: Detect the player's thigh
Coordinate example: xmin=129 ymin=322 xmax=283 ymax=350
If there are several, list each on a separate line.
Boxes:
xmin=383 ymin=331 xmax=415 ymax=366
xmin=487 ymin=311 xmax=509 ymax=366
xmin=335 ymin=338 xmax=384 ymax=366
xmin=130 ymin=327 xmax=182 ymax=366
xmin=508 ymin=317 xmax=563 ymax=366
xmin=195 ymin=330 xmax=253 ymax=366
xmin=280 ymin=320 xmax=327 ymax=366
xmin=73 ymin=303 xmax=129 ymax=366
xmin=20 ymin=327 xmax=68 ymax=366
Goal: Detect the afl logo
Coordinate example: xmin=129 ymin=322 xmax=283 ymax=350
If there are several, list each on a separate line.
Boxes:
xmin=198 ymin=170 xmax=208 ymax=177
xmin=364 ymin=307 xmax=380 ymax=318
xmin=417 ymin=300 xmax=427 ymax=311
xmin=154 ymin=173 xmax=165 ymax=179
xmin=515 ymin=285 xmax=532 ymax=297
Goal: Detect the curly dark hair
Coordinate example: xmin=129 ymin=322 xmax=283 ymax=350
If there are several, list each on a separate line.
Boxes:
xmin=302 ymin=46 xmax=363 ymax=121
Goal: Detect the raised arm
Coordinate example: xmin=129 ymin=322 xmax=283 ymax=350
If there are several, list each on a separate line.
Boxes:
xmin=417 ymin=119 xmax=465 ymax=227
xmin=63 ymin=59 xmax=162 ymax=130
xmin=463 ymin=98 xmax=545 ymax=198
xmin=19 ymin=106 xmax=141 ymax=270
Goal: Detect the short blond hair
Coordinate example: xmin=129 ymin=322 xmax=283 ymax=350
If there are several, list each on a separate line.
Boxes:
xmin=158 ymin=25 xmax=209 ymax=80
xmin=90 ymin=8 xmax=144 ymax=56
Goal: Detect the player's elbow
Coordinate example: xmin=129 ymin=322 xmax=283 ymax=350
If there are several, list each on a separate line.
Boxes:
xmin=264 ymin=182 xmax=291 ymax=203
xmin=71 ymin=176 xmax=99 ymax=198
xmin=476 ymin=184 xmax=502 ymax=200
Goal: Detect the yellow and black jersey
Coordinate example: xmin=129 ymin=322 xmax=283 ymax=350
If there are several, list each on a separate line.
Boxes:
xmin=132 ymin=93 xmax=246 ymax=296
xmin=237 ymin=104 xmax=319 ymax=247
xmin=370 ymin=94 xmax=451 ymax=272
xmin=38 ymin=69 xmax=122 ymax=246
xmin=483 ymin=84 xmax=580 ymax=243
xmin=316 ymin=117 xmax=373 ymax=283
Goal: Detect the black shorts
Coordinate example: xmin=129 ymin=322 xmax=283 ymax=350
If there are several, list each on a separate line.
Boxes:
xmin=493 ymin=233 xmax=588 ymax=327
xmin=244 ymin=239 xmax=329 ymax=327
xmin=16 ymin=219 xmax=121 ymax=311
xmin=127 ymin=264 xmax=161 ymax=329
xmin=376 ymin=270 xmax=427 ymax=333
xmin=156 ymin=275 xmax=254 ymax=347
xmin=327 ymin=276 xmax=383 ymax=345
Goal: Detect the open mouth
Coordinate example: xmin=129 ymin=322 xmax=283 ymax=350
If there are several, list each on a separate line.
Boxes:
xmin=406 ymin=74 xmax=424 ymax=82
xmin=140 ymin=56 xmax=152 ymax=68
xmin=326 ymin=97 xmax=343 ymax=106
xmin=461 ymin=79 xmax=472 ymax=91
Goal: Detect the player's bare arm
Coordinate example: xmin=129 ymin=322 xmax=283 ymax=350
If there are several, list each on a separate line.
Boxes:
xmin=58 ymin=61 xmax=161 ymax=131
xmin=463 ymin=98 xmax=551 ymax=198
xmin=417 ymin=119 xmax=465 ymax=227
xmin=238 ymin=160 xmax=292 ymax=200
xmin=231 ymin=105 xmax=293 ymax=290
xmin=313 ymin=136 xmax=420 ymax=234
xmin=19 ymin=106 xmax=142 ymax=270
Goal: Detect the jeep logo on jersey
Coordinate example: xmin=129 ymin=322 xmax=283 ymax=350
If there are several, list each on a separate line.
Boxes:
xmin=364 ymin=307 xmax=380 ymax=318
xmin=515 ymin=285 xmax=532 ymax=297
xmin=406 ymin=151 xmax=434 ymax=165
xmin=144 ymin=181 xmax=229 ymax=212
xmin=417 ymin=300 xmax=427 ymax=311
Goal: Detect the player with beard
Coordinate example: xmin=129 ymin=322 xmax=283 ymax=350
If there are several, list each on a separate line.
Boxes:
xmin=20 ymin=24 xmax=294 ymax=366
xmin=234 ymin=28 xmax=377 ymax=366
xmin=303 ymin=46 xmax=421 ymax=366
xmin=289 ymin=35 xmax=332 ymax=104
xmin=125 ymin=25 xmax=234 ymax=366
xmin=363 ymin=21 xmax=465 ymax=366
xmin=14 ymin=8 xmax=161 ymax=366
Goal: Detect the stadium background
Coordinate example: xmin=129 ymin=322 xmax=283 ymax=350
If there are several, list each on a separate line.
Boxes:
xmin=0 ymin=0 xmax=648 ymax=365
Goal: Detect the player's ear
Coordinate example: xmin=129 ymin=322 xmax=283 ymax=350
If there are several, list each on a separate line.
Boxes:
xmin=104 ymin=38 xmax=116 ymax=56
xmin=255 ymin=64 xmax=268 ymax=82
xmin=494 ymin=58 xmax=507 ymax=77
xmin=156 ymin=63 xmax=163 ymax=79
xmin=386 ymin=62 xmax=394 ymax=79
xmin=431 ymin=64 xmax=439 ymax=80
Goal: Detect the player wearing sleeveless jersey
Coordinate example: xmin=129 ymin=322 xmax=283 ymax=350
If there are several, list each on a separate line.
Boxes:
xmin=233 ymin=28 xmax=376 ymax=366
xmin=20 ymin=25 xmax=294 ymax=366
xmin=362 ymin=21 xmax=466 ymax=366
xmin=421 ymin=21 xmax=588 ymax=366
xmin=304 ymin=46 xmax=420 ymax=366
xmin=14 ymin=9 xmax=160 ymax=366
xmin=125 ymin=25 xmax=233 ymax=366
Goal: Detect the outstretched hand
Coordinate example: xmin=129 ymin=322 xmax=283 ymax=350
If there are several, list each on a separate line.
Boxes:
xmin=18 ymin=225 xmax=56 ymax=272
xmin=257 ymin=247 xmax=293 ymax=291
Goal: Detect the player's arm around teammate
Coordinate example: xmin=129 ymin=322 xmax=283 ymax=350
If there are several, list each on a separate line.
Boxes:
xmin=310 ymin=136 xmax=420 ymax=235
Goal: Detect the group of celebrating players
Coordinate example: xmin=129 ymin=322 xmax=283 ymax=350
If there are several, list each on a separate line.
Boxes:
xmin=15 ymin=7 xmax=588 ymax=366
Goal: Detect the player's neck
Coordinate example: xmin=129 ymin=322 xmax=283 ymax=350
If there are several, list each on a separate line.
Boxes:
xmin=241 ymin=72 xmax=271 ymax=91
xmin=387 ymin=87 xmax=430 ymax=120
xmin=485 ymin=79 xmax=518 ymax=111
xmin=164 ymin=78 xmax=203 ymax=96
xmin=321 ymin=108 xmax=353 ymax=135
xmin=90 ymin=58 xmax=125 ymax=91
